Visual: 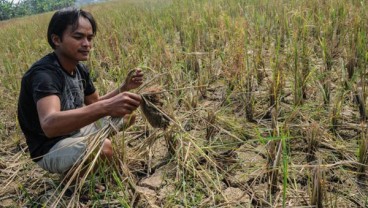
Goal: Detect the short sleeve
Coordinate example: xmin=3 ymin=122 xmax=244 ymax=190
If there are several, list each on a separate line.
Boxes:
xmin=31 ymin=68 xmax=63 ymax=103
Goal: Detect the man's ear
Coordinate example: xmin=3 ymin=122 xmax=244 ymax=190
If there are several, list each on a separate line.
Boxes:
xmin=51 ymin=34 xmax=61 ymax=47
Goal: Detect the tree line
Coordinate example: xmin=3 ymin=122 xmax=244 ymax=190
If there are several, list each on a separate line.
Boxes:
xmin=0 ymin=0 xmax=75 ymax=21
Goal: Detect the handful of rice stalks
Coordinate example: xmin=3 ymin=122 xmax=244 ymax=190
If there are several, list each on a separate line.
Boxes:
xmin=140 ymin=86 xmax=171 ymax=129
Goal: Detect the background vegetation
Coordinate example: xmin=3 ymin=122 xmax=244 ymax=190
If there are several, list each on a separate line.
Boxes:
xmin=1 ymin=0 xmax=368 ymax=207
xmin=0 ymin=0 xmax=74 ymax=20
xmin=0 ymin=0 xmax=104 ymax=20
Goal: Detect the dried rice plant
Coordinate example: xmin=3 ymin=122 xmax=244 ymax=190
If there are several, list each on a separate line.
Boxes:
xmin=267 ymin=106 xmax=281 ymax=195
xmin=358 ymin=125 xmax=368 ymax=180
xmin=164 ymin=128 xmax=178 ymax=157
xmin=46 ymin=117 xmax=125 ymax=207
xmin=47 ymin=85 xmax=176 ymax=206
xmin=205 ymin=110 xmax=217 ymax=141
xmin=140 ymin=87 xmax=171 ymax=129
xmin=267 ymin=140 xmax=281 ymax=195
xmin=310 ymin=163 xmax=325 ymax=208
xmin=42 ymin=84 xmax=231 ymax=207
xmin=307 ymin=122 xmax=319 ymax=162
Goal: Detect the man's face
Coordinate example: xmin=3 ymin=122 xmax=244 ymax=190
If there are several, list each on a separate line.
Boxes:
xmin=54 ymin=17 xmax=94 ymax=62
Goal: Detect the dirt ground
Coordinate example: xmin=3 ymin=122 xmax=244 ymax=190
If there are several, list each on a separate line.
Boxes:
xmin=1 ymin=63 xmax=368 ymax=207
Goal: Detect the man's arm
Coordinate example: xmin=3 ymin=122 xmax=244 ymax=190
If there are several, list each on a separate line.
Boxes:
xmin=84 ymin=89 xmax=120 ymax=105
xmin=38 ymin=92 xmax=141 ymax=138
xmin=84 ymin=69 xmax=144 ymax=105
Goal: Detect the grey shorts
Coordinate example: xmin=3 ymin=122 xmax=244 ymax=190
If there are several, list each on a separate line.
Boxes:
xmin=36 ymin=117 xmax=123 ymax=174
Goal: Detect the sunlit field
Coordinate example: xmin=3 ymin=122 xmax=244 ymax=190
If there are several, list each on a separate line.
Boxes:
xmin=1 ymin=0 xmax=368 ymax=207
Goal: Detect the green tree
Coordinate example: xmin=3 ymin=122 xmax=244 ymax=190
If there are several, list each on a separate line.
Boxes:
xmin=0 ymin=0 xmax=75 ymax=21
xmin=0 ymin=0 xmax=15 ymax=20
xmin=20 ymin=0 xmax=75 ymax=14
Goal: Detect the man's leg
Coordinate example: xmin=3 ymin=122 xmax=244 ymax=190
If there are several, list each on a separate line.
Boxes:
xmin=36 ymin=135 xmax=88 ymax=174
xmin=36 ymin=115 xmax=135 ymax=174
xmin=36 ymin=120 xmax=107 ymax=174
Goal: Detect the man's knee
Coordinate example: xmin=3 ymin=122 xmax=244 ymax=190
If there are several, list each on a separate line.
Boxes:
xmin=101 ymin=139 xmax=113 ymax=158
xmin=123 ymin=113 xmax=136 ymax=129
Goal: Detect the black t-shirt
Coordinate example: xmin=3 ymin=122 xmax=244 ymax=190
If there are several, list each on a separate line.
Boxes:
xmin=17 ymin=53 xmax=96 ymax=162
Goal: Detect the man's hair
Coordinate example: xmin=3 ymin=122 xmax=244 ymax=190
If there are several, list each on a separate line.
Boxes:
xmin=47 ymin=7 xmax=97 ymax=49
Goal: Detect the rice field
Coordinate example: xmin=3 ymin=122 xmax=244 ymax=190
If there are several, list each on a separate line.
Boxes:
xmin=1 ymin=0 xmax=368 ymax=207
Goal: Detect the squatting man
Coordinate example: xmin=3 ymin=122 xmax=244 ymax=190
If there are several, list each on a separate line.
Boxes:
xmin=17 ymin=7 xmax=143 ymax=177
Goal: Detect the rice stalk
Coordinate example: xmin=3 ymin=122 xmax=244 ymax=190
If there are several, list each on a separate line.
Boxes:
xmin=120 ymin=88 xmax=227 ymax=203
xmin=47 ymin=117 xmax=122 ymax=207
xmin=173 ymin=140 xmax=227 ymax=204
xmin=244 ymin=75 xmax=254 ymax=122
xmin=128 ymin=129 xmax=160 ymax=158
xmin=310 ymin=162 xmax=324 ymax=208
xmin=139 ymin=105 xmax=228 ymax=202
xmin=330 ymin=95 xmax=342 ymax=134
xmin=183 ymin=89 xmax=199 ymax=110
xmin=267 ymin=106 xmax=281 ymax=196
xmin=355 ymin=88 xmax=367 ymax=122
xmin=292 ymin=28 xmax=302 ymax=106
xmin=205 ymin=110 xmax=217 ymax=142
xmin=164 ymin=127 xmax=179 ymax=158
xmin=267 ymin=140 xmax=282 ymax=196
xmin=281 ymin=134 xmax=289 ymax=208
xmin=356 ymin=27 xmax=367 ymax=121
xmin=358 ymin=123 xmax=368 ymax=180
xmin=319 ymin=37 xmax=331 ymax=107
xmin=306 ymin=122 xmax=319 ymax=163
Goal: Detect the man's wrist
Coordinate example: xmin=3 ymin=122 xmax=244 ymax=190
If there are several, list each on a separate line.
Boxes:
xmin=119 ymin=84 xmax=128 ymax=93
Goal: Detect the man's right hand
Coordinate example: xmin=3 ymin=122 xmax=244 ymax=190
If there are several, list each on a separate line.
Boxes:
xmin=105 ymin=92 xmax=142 ymax=117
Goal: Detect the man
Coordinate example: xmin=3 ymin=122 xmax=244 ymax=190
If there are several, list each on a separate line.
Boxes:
xmin=17 ymin=7 xmax=143 ymax=174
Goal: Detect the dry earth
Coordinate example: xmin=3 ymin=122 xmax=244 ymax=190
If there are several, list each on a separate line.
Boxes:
xmin=1 ymin=60 xmax=368 ymax=207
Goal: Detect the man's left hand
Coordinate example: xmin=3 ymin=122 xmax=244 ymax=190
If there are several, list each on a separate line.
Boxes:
xmin=120 ymin=68 xmax=144 ymax=92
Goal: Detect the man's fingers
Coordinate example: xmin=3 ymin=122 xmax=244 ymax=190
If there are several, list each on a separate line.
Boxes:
xmin=132 ymin=77 xmax=143 ymax=82
xmin=132 ymin=73 xmax=143 ymax=79
xmin=124 ymin=101 xmax=140 ymax=110
xmin=123 ymin=92 xmax=142 ymax=106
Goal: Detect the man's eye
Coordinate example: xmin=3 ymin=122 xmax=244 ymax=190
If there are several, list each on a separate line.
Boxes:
xmin=73 ymin=36 xmax=83 ymax=40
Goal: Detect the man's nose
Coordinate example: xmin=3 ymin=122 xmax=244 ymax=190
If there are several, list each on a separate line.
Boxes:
xmin=81 ymin=38 xmax=91 ymax=47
